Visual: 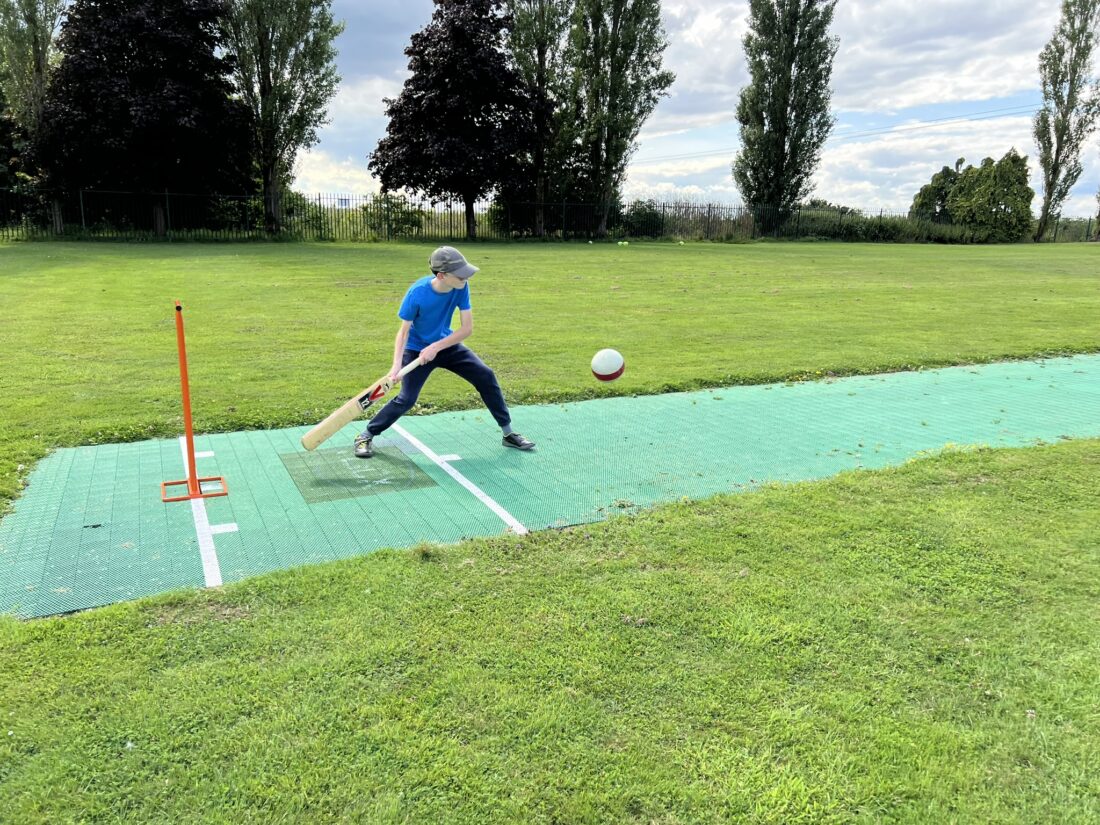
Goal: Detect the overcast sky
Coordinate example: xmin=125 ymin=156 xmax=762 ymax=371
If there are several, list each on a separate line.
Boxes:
xmin=293 ymin=0 xmax=1100 ymax=216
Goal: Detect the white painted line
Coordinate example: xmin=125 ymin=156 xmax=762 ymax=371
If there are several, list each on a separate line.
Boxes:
xmin=393 ymin=424 xmax=528 ymax=535
xmin=178 ymin=437 xmax=224 ymax=588
xmin=190 ymin=498 xmax=224 ymax=587
xmin=210 ymin=523 xmax=239 ymax=535
xmin=439 ymin=454 xmax=462 ymax=462
xmin=195 ymin=450 xmax=215 ymax=459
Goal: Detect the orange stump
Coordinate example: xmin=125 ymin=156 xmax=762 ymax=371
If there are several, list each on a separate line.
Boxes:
xmin=161 ymin=300 xmax=228 ymax=503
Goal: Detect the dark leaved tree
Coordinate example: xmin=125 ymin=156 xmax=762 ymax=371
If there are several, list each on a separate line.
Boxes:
xmin=370 ymin=0 xmax=534 ymax=240
xmin=35 ymin=0 xmax=253 ymax=197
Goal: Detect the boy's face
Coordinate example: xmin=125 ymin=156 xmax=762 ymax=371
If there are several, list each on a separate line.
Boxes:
xmin=434 ymin=271 xmax=467 ymax=290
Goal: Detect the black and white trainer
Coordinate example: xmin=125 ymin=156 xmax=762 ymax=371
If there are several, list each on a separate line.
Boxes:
xmin=502 ymin=432 xmax=536 ymax=451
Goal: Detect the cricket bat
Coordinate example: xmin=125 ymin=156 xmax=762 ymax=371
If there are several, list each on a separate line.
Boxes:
xmin=301 ymin=360 xmax=420 ymax=451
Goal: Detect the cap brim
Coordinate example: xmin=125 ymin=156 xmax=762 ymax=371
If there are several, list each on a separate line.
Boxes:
xmin=452 ymin=263 xmax=479 ymax=280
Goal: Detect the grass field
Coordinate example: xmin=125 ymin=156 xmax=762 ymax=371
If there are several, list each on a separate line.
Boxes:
xmin=1 ymin=240 xmax=1099 ymax=822
xmin=1 ymin=241 xmax=1098 ymax=512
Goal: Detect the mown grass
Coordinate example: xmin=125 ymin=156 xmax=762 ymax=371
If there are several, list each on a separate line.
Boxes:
xmin=2 ymin=441 xmax=1098 ymax=822
xmin=1 ymin=240 xmax=1098 ymax=512
xmin=1 ymin=240 xmax=1099 ymax=822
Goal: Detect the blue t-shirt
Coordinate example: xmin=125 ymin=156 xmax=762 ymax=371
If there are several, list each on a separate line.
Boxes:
xmin=399 ymin=275 xmax=472 ymax=351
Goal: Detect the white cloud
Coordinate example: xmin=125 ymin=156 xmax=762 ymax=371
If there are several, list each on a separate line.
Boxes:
xmin=291 ymin=76 xmax=405 ymax=192
xmin=327 ymin=75 xmax=404 ymax=124
xmin=814 ymin=115 xmax=1039 ymax=211
xmin=830 ymin=0 xmax=1054 ymax=109
xmin=292 ymin=151 xmax=379 ymax=195
xmin=623 ymin=114 xmax=1100 ymax=214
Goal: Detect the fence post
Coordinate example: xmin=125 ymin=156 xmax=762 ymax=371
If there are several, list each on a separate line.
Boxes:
xmin=79 ymin=190 xmax=86 ymax=231
xmin=165 ymin=189 xmax=172 ymax=240
xmin=562 ymin=200 xmax=566 ymax=239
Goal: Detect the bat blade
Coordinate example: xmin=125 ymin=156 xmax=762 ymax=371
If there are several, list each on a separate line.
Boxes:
xmin=301 ymin=361 xmax=419 ymax=451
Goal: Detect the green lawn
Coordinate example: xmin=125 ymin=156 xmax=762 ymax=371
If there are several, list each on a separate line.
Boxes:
xmin=1 ymin=240 xmax=1099 ymax=822
xmin=1 ymin=240 xmax=1097 ymax=511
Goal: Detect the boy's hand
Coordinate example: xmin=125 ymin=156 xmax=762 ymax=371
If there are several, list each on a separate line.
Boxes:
xmin=418 ymin=343 xmax=442 ymax=364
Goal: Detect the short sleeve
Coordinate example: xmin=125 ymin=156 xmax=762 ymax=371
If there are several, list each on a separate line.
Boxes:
xmin=398 ymin=284 xmax=418 ymax=321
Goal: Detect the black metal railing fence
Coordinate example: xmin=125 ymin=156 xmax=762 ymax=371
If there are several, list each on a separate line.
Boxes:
xmin=0 ymin=188 xmax=1094 ymax=243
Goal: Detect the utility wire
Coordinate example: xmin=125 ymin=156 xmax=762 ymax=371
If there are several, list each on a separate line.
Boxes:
xmin=632 ymin=103 xmax=1042 ymax=165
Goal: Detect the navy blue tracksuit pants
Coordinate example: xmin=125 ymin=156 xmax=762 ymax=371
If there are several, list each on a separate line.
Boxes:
xmin=362 ymin=344 xmax=510 ymax=438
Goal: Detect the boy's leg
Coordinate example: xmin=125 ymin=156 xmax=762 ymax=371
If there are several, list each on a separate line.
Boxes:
xmin=438 ymin=345 xmax=535 ymax=450
xmin=436 ymin=344 xmax=511 ymax=428
xmin=358 ymin=351 xmax=432 ymax=441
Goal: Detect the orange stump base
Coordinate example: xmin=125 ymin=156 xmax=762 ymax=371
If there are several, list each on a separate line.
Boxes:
xmin=161 ymin=475 xmax=229 ymax=503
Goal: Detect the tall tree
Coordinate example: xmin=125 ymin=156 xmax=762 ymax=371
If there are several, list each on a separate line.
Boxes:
xmin=506 ymin=0 xmax=571 ymax=236
xmin=1032 ymin=0 xmax=1100 ymax=241
xmin=0 ymin=0 xmax=65 ymax=147
xmin=947 ymin=150 xmax=1035 ymax=243
xmin=370 ymin=0 xmax=533 ymax=240
xmin=35 ymin=0 xmax=252 ymax=195
xmin=562 ymin=0 xmax=674 ymax=235
xmin=221 ymin=0 xmax=343 ymax=232
xmin=733 ymin=0 xmax=838 ymax=222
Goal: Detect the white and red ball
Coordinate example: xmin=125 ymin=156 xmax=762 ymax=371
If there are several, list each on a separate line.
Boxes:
xmin=591 ymin=348 xmax=625 ymax=382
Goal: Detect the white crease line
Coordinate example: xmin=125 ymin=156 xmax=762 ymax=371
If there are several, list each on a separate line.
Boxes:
xmin=195 ymin=450 xmax=215 ymax=459
xmin=189 ymin=498 xmax=224 ymax=587
xmin=177 ymin=437 xmax=230 ymax=587
xmin=439 ymin=454 xmax=462 ymax=462
xmin=393 ymin=424 xmax=528 ymax=535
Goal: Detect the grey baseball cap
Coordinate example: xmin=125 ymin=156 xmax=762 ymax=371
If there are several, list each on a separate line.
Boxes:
xmin=429 ymin=246 xmax=479 ymax=280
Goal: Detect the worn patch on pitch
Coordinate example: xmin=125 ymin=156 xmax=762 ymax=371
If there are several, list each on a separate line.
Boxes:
xmin=280 ymin=445 xmax=437 ymax=503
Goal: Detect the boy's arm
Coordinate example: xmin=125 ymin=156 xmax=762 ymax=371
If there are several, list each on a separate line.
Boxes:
xmin=390 ymin=320 xmax=412 ymax=379
xmin=419 ymin=309 xmax=473 ymax=363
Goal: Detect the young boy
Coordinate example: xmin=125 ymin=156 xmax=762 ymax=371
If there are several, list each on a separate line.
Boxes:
xmin=353 ymin=245 xmax=535 ymax=458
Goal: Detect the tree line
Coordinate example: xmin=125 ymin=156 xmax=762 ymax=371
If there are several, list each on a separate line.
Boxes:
xmin=369 ymin=0 xmax=676 ymax=239
xmin=376 ymin=0 xmax=1099 ymax=241
xmin=2 ymin=0 xmax=1098 ymax=242
xmin=734 ymin=0 xmax=1100 ymax=242
xmin=0 ymin=0 xmax=342 ymax=232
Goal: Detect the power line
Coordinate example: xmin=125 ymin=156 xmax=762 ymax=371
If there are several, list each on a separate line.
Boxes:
xmin=632 ymin=103 xmax=1042 ymax=165
xmin=831 ymin=105 xmax=1038 ymax=141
